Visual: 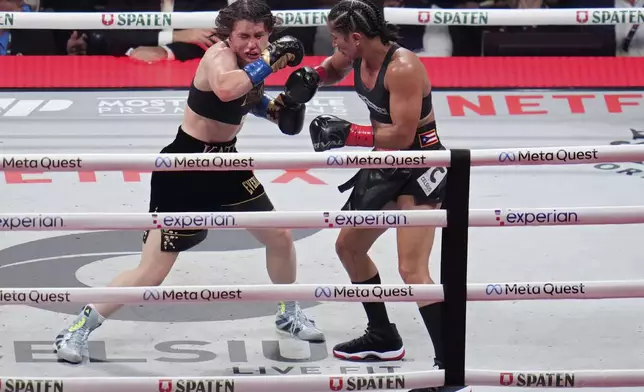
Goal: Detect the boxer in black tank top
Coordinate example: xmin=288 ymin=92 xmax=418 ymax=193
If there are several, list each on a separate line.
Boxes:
xmin=52 ymin=0 xmax=331 ymax=366
xmin=285 ymin=1 xmax=465 ymax=391
xmin=353 ymin=43 xmax=435 ymax=134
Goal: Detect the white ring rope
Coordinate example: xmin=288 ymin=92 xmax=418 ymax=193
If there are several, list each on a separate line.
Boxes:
xmin=4 ymin=369 xmax=644 ymax=391
xmin=0 ymin=8 xmax=640 ymax=29
xmin=466 ymin=369 xmax=644 ymax=388
xmin=0 ymin=372 xmax=443 ymax=392
xmin=2 ymin=280 xmax=644 ymax=305
xmin=0 ymin=145 xmax=640 ymax=172
xmin=2 ymin=206 xmax=644 ymax=231
xmin=2 ymin=143 xmax=644 ymax=387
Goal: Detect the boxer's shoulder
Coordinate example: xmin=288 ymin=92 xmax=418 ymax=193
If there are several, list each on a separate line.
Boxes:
xmin=385 ymin=50 xmax=427 ymax=89
xmin=388 ymin=48 xmax=424 ymax=74
xmin=202 ymin=41 xmax=236 ymax=63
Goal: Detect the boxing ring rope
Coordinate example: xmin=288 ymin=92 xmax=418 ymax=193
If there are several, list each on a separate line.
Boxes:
xmin=0 ymin=8 xmax=639 ymax=29
xmin=1 ymin=7 xmax=642 ymax=389
xmin=0 ymin=144 xmax=640 ymax=172
xmin=4 ymin=370 xmax=644 ymax=392
xmin=6 ymin=370 xmax=644 ymax=391
xmin=2 ymin=143 xmax=644 ymax=390
xmin=1 ymin=280 xmax=644 ymax=305
xmin=3 ymin=206 xmax=644 ymax=230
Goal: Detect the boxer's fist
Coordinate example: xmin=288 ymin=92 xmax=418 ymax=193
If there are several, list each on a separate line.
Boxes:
xmin=277 ymin=102 xmax=305 ymax=136
xmin=261 ymin=36 xmax=305 ymax=72
xmin=283 ymin=67 xmax=321 ymax=104
xmin=309 ymin=115 xmax=352 ymax=152
xmin=254 ymin=93 xmax=305 ymax=136
xmin=243 ymin=36 xmax=305 ymax=86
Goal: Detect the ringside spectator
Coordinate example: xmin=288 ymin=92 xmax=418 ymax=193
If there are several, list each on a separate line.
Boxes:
xmin=89 ymin=0 xmax=226 ymax=62
xmin=615 ymin=0 xmax=644 ymax=56
xmin=40 ymin=0 xmax=92 ymax=55
xmin=0 ymin=0 xmax=84 ymax=55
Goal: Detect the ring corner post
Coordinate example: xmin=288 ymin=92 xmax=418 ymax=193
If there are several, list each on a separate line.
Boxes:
xmin=440 ymin=148 xmax=471 ymax=387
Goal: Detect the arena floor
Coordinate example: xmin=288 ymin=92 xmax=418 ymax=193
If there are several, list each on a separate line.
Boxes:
xmin=1 ymin=88 xmax=644 ymax=391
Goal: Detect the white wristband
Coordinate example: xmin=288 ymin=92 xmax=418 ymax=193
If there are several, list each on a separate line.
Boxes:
xmin=158 ymin=30 xmax=174 ymax=46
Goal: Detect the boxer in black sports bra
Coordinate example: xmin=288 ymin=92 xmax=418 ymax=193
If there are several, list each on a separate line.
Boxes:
xmin=53 ymin=0 xmax=326 ymax=365
xmin=286 ymin=1 xmax=460 ymax=391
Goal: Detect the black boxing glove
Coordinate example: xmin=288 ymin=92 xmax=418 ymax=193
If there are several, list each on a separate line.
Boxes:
xmin=283 ymin=67 xmax=322 ymax=104
xmin=242 ymin=36 xmax=305 ymax=86
xmin=251 ymin=93 xmax=305 ymax=136
xmin=276 ymin=99 xmax=305 ymax=136
xmin=309 ymin=114 xmax=374 ymax=152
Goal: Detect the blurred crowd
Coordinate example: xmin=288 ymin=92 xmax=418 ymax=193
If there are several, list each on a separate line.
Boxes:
xmin=0 ymin=0 xmax=641 ymax=59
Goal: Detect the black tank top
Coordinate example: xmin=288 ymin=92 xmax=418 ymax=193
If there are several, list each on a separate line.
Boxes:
xmin=186 ymin=80 xmax=264 ymax=125
xmin=353 ymin=44 xmax=433 ymax=124
xmin=186 ymin=43 xmax=264 ymax=125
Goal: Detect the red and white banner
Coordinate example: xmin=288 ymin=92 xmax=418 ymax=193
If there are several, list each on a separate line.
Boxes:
xmin=1 ymin=56 xmax=644 ymax=89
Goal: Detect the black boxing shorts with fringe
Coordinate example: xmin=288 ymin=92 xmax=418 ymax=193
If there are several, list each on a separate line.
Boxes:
xmin=338 ymin=122 xmax=447 ymax=211
xmin=142 ymin=126 xmax=274 ymax=252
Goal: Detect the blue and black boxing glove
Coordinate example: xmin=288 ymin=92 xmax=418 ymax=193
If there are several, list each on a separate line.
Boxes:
xmin=242 ymin=36 xmax=305 ymax=86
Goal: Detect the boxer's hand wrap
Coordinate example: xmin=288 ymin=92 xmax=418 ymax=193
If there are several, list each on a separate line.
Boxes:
xmin=242 ymin=36 xmax=305 ymax=86
xmin=309 ymin=114 xmax=374 ymax=152
xmin=252 ymin=93 xmax=305 ymax=136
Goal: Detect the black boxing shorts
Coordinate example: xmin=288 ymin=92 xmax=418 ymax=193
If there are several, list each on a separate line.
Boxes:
xmin=143 ymin=126 xmax=274 ymax=252
xmin=338 ymin=122 xmax=447 ymax=211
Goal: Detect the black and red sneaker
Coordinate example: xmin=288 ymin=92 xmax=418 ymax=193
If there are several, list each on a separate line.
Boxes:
xmin=332 ymin=323 xmax=405 ymax=361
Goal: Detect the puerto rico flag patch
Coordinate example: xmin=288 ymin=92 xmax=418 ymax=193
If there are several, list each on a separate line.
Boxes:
xmin=418 ymin=129 xmax=438 ymax=147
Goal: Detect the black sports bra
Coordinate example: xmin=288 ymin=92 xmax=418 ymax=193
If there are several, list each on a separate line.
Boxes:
xmin=186 ymin=41 xmax=264 ymax=125
xmin=186 ymin=80 xmax=264 ymax=125
xmin=353 ymin=44 xmax=433 ymax=124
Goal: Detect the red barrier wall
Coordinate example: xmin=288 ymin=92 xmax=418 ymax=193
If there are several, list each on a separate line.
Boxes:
xmin=2 ymin=56 xmax=644 ymax=89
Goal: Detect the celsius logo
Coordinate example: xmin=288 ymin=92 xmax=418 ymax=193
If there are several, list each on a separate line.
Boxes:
xmin=0 ymin=99 xmax=72 ymax=117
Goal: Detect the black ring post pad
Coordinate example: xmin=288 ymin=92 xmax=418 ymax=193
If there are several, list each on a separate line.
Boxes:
xmin=440 ymin=148 xmax=471 ymax=387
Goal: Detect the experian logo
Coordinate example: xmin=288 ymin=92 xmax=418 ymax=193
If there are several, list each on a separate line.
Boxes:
xmin=0 ymin=99 xmax=73 ymax=117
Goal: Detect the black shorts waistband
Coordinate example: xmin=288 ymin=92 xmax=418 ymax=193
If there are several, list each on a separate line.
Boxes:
xmin=413 ymin=121 xmax=442 ymax=150
xmin=176 ymin=126 xmax=237 ymax=153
